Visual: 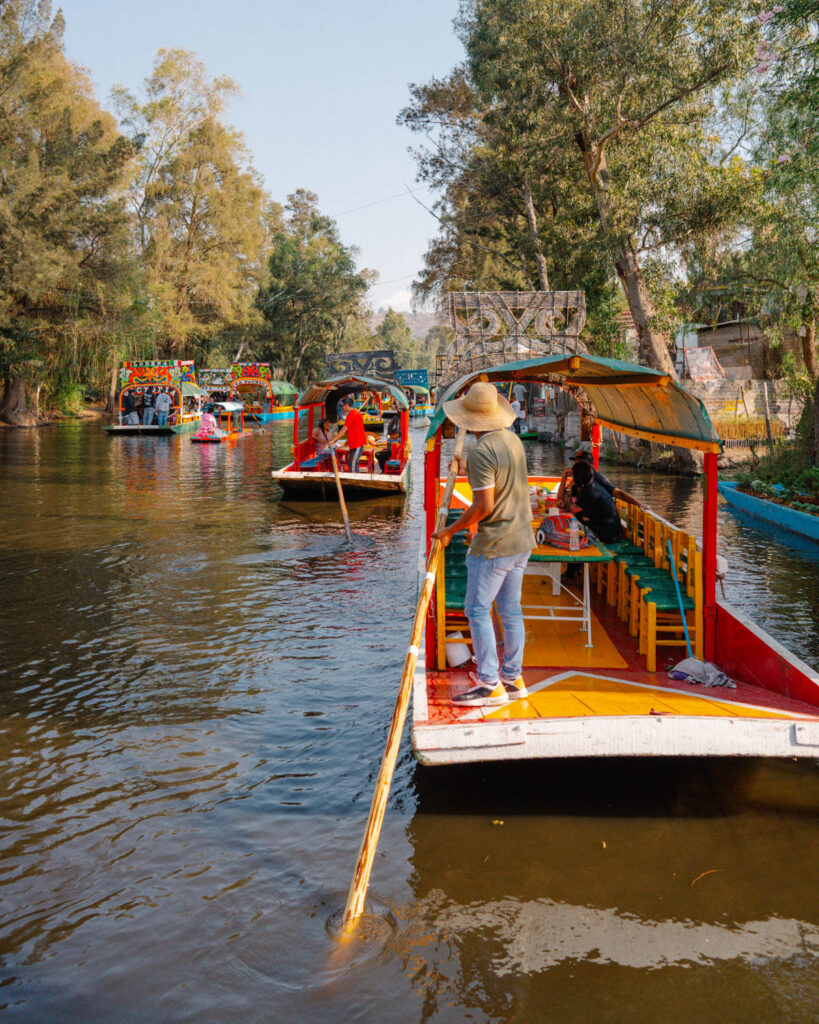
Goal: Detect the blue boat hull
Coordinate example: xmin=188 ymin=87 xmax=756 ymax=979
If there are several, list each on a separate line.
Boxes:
xmin=718 ymin=481 xmax=819 ymax=543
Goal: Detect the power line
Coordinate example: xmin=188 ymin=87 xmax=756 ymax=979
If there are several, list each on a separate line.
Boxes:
xmin=334 ymin=185 xmax=430 ymax=218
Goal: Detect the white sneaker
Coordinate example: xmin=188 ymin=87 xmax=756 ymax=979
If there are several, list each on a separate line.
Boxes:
xmin=450 ymin=672 xmax=509 ymax=706
xmin=500 ymin=675 xmax=528 ymax=699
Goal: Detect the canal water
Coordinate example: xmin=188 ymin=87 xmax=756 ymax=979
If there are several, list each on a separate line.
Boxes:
xmin=0 ymin=422 xmax=817 ymax=1023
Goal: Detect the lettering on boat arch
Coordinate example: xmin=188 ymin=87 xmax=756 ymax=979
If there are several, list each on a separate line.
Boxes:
xmin=441 ymin=291 xmax=587 ymax=387
xmin=326 ymin=349 xmax=398 ymax=380
xmin=395 ymin=369 xmax=430 ymax=389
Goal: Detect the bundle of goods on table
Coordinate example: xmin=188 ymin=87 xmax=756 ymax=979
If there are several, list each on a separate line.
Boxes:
xmin=529 ymin=487 xmax=590 ymax=551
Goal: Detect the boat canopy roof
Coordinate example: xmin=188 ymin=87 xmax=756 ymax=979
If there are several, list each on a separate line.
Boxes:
xmin=426 ymin=354 xmax=721 ymax=452
xmin=297 ymin=374 xmax=409 ymax=410
xmin=213 ymin=401 xmax=243 ymax=411
xmin=269 ymin=381 xmax=298 ymax=396
xmin=181 ymin=381 xmax=208 ymax=397
xmin=405 ymin=384 xmax=430 ymax=396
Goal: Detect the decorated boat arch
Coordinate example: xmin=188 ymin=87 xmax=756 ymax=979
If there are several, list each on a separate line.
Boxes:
xmin=228 ymin=363 xmax=301 ymax=421
xmin=412 ymin=353 xmax=819 ymax=764
xmin=106 ymin=360 xmax=205 ymax=435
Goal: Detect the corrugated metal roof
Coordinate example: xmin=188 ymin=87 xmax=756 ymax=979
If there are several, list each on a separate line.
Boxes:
xmin=426 ymin=354 xmax=721 ymax=452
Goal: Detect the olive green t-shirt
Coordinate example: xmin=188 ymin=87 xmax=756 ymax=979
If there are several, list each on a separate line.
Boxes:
xmin=466 ymin=429 xmax=535 ymax=558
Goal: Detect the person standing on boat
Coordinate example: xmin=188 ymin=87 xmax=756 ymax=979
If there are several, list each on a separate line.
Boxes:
xmin=431 ymin=382 xmax=534 ymax=707
xmin=154 ymin=389 xmax=172 ymax=428
xmin=122 ymin=390 xmax=138 ymax=425
xmin=510 ymin=397 xmax=523 ymax=435
xmin=334 ymin=397 xmax=366 ymax=472
xmin=141 ymin=389 xmax=155 ymax=426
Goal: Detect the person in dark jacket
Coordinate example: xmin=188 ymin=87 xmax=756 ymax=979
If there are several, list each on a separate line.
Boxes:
xmin=569 ymin=459 xmax=623 ymax=544
xmin=122 ymin=390 xmax=138 ymax=425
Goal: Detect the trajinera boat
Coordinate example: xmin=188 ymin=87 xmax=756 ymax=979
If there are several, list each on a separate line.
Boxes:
xmin=105 ymin=360 xmax=205 ymax=435
xmin=190 ymin=401 xmax=248 ymax=444
xmin=413 ymin=354 xmax=819 ymax=763
xmin=396 ymin=369 xmax=434 ymax=418
xmin=228 ymin=362 xmax=300 ymax=421
xmin=271 ymin=374 xmax=412 ymax=497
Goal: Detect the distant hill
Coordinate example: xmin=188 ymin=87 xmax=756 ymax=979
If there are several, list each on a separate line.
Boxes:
xmin=369 ymin=307 xmax=445 ymax=341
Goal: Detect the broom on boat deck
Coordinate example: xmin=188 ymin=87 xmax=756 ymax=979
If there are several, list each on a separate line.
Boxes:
xmin=341 ymin=426 xmax=466 ymax=934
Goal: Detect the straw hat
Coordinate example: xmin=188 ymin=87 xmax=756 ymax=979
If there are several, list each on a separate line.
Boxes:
xmin=443 ymin=381 xmax=515 ymax=431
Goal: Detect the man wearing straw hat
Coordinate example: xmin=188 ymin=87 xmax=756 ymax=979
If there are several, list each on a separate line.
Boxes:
xmin=432 ymin=382 xmax=534 ymax=706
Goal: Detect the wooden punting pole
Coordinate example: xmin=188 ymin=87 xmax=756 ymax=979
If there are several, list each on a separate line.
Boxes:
xmin=329 ymin=448 xmax=354 ymax=546
xmin=341 ymin=426 xmax=466 ymax=934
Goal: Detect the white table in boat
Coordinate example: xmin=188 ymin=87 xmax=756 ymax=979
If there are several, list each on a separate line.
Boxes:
xmin=525 ymin=522 xmax=614 ymax=648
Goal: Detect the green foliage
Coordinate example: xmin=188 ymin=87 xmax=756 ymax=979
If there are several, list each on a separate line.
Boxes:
xmin=0 ymin=0 xmax=139 ymax=415
xmin=256 ymin=191 xmax=372 ymax=386
xmin=114 ymin=49 xmax=268 ymax=357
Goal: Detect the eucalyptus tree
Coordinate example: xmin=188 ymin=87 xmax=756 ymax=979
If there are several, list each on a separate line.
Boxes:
xmin=463 ymin=0 xmax=761 ymax=375
xmin=0 ymin=0 xmax=137 ymax=424
xmin=114 ymin=50 xmax=269 ymax=358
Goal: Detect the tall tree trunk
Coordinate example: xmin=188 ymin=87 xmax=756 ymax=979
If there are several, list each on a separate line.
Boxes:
xmin=106 ymin=346 xmax=119 ymax=414
xmin=522 ymin=178 xmax=550 ymax=291
xmin=575 ymin=136 xmax=677 ymax=378
xmin=0 ymin=374 xmax=38 ymax=427
xmin=802 ymin=320 xmax=819 ymax=464
xmin=613 ymin=240 xmax=677 ymax=376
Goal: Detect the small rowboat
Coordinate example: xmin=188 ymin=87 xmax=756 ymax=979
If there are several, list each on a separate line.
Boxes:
xmin=414 ymin=354 xmax=819 ymax=764
xmin=191 ymin=402 xmax=249 ymax=444
xmin=272 ymin=374 xmax=411 ymax=498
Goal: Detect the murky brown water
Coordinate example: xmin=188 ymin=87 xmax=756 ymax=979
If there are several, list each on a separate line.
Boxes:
xmin=1 ymin=422 xmax=817 ymax=1023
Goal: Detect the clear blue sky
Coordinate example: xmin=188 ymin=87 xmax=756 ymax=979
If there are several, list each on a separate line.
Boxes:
xmin=59 ymin=0 xmax=464 ymax=312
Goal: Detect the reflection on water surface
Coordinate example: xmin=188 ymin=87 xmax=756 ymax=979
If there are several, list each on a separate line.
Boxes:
xmin=0 ymin=423 xmax=817 ymax=1022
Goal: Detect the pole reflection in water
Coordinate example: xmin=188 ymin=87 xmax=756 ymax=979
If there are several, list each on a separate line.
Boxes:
xmin=0 ymin=423 xmax=816 ymax=1023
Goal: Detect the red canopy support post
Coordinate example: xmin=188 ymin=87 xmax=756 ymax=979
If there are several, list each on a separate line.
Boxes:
xmin=702 ymin=451 xmax=718 ymax=661
xmin=400 ymin=410 xmax=409 ymax=461
xmin=424 ymin=436 xmax=439 ymax=667
xmin=308 ymin=404 xmax=314 ymax=440
xmin=293 ymin=406 xmax=302 ymax=469
xmin=592 ymin=421 xmax=601 ymax=470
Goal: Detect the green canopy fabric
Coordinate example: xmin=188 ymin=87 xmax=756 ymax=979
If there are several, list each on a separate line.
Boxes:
xmin=181 ymin=381 xmax=208 ymax=397
xmin=269 ymin=380 xmax=298 ymax=396
xmin=426 ymin=354 xmax=720 ymax=452
xmin=297 ymin=374 xmax=409 ymax=410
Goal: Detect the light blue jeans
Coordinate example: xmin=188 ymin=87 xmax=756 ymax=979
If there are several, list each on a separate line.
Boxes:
xmin=155 ymin=410 xmax=168 ymax=427
xmin=464 ymin=550 xmax=530 ymax=683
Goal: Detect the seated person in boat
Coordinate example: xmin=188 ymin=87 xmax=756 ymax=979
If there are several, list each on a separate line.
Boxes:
xmin=195 ymin=405 xmax=222 ymax=438
xmin=557 ymin=448 xmax=644 ymax=511
xmin=567 ymin=458 xmax=623 ymax=544
xmin=431 ymin=382 xmax=533 ymax=707
xmin=376 ymin=416 xmax=401 ymax=472
xmin=333 ymin=398 xmax=366 ymax=472
xmin=312 ymin=418 xmax=335 ymax=457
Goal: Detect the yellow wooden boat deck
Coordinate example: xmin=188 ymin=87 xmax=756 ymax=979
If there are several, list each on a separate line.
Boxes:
xmin=413 ymin=575 xmax=819 ymax=762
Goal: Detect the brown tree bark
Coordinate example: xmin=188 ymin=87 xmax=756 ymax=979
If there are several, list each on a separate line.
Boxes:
xmin=801 ymin=321 xmax=819 ymax=464
xmin=522 ymin=178 xmax=550 ymax=291
xmin=0 ymin=374 xmax=39 ymax=427
xmin=106 ymin=347 xmax=119 ymax=414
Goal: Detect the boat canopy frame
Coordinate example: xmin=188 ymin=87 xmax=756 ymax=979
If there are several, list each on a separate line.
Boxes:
xmin=426 ymin=354 xmax=721 ymax=454
xmin=296 ymin=374 xmax=410 ymax=411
